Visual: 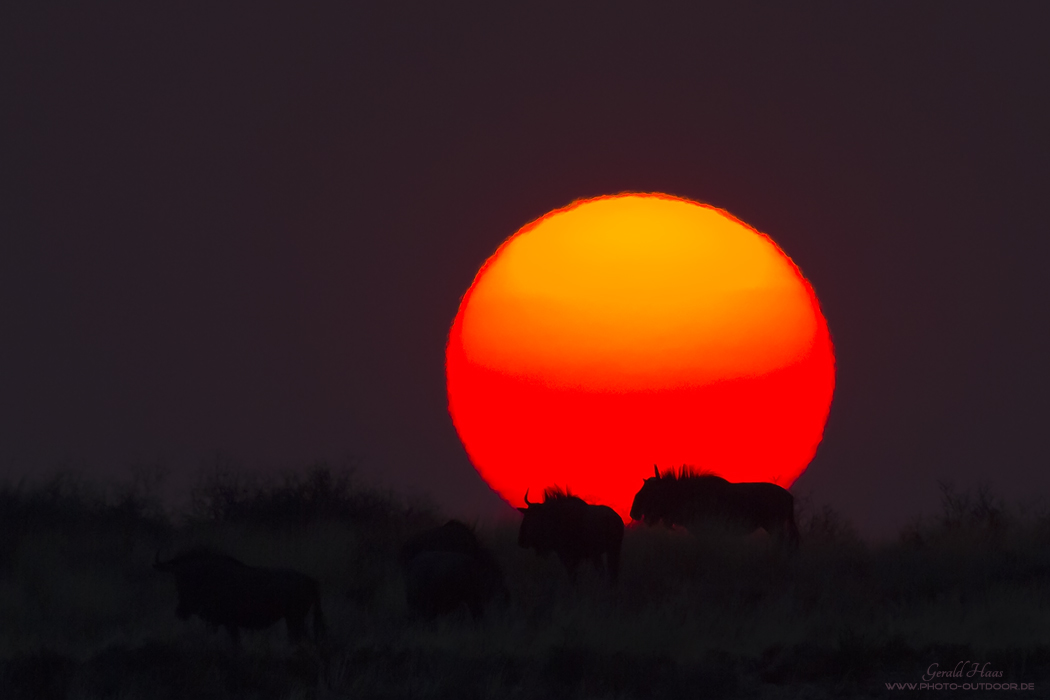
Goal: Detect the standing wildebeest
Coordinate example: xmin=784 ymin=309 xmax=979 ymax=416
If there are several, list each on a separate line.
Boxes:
xmin=400 ymin=520 xmax=508 ymax=620
xmin=630 ymin=466 xmax=800 ymax=548
xmin=517 ymin=489 xmax=624 ymax=582
xmin=154 ymin=549 xmax=326 ymax=644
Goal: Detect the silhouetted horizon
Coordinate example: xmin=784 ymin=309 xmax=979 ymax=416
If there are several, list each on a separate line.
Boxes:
xmin=4 ymin=3 xmax=1048 ymax=540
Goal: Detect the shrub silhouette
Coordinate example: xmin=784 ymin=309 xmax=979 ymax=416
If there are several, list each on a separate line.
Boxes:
xmin=189 ymin=459 xmax=428 ymax=530
xmin=3 ymin=471 xmax=1050 ymax=698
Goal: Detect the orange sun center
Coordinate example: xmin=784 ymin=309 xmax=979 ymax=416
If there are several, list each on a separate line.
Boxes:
xmin=446 ymin=193 xmax=835 ymax=518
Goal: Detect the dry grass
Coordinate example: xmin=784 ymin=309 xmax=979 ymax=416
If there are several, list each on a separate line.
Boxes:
xmin=2 ymin=466 xmax=1049 ymax=698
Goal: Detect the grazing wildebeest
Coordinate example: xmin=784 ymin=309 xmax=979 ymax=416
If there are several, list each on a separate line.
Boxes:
xmin=517 ymin=488 xmax=624 ymax=582
xmin=154 ymin=549 xmax=326 ymax=645
xmin=399 ymin=519 xmax=483 ymax=564
xmin=404 ymin=550 xmax=508 ymax=619
xmin=630 ymin=466 xmax=800 ymax=548
xmin=400 ymin=520 xmax=508 ymax=620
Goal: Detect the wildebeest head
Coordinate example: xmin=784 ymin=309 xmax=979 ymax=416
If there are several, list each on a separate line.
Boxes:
xmin=630 ymin=465 xmax=675 ymax=525
xmin=631 ymin=465 xmax=726 ymax=525
xmin=154 ymin=549 xmax=231 ymax=620
xmin=517 ymin=487 xmax=625 ymax=582
xmin=516 ymin=489 xmax=561 ymax=554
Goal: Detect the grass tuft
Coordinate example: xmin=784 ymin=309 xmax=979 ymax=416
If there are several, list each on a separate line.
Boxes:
xmin=2 ymin=469 xmax=1049 ymax=697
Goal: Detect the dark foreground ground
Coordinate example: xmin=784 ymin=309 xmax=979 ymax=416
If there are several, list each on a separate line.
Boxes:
xmin=1 ymin=464 xmax=1048 ymax=699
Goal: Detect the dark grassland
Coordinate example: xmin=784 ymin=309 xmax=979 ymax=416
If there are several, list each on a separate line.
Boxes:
xmin=2 ymin=464 xmax=1049 ymax=699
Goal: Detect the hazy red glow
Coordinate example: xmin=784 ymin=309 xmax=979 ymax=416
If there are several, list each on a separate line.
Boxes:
xmin=446 ymin=194 xmax=835 ymax=518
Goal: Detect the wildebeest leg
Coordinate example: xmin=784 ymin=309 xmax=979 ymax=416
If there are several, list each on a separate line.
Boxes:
xmin=605 ymin=547 xmax=620 ymax=583
xmin=287 ymin=614 xmax=307 ymax=644
xmin=768 ymin=519 xmax=799 ymax=553
xmin=591 ymin=554 xmax=606 ymax=580
xmin=557 ymin=552 xmax=579 ymax=582
xmin=311 ymin=593 xmax=327 ymax=645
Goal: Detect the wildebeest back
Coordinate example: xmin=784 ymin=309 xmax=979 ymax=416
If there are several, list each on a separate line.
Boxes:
xmin=154 ymin=549 xmax=325 ymax=643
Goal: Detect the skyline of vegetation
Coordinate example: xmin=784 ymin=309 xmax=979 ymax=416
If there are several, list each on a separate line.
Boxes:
xmin=2 ymin=463 xmax=1048 ymax=698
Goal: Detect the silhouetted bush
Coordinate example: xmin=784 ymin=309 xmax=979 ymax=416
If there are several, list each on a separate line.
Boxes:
xmin=901 ymin=481 xmax=1013 ymax=549
xmin=937 ymin=480 xmax=1006 ymax=533
xmin=4 ymin=475 xmax=1050 ymax=698
xmin=0 ymin=471 xmax=170 ymax=541
xmin=796 ymin=499 xmax=860 ymax=545
xmin=189 ymin=459 xmax=431 ymax=530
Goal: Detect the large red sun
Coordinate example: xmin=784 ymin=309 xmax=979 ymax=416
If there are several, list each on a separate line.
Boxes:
xmin=446 ymin=193 xmax=834 ymax=519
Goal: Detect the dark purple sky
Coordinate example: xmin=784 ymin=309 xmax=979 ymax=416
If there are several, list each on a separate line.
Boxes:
xmin=3 ymin=3 xmax=1048 ymax=537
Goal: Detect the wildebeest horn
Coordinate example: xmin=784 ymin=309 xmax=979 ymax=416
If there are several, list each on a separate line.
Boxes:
xmin=654 ymin=464 xmax=660 ymax=478
xmin=523 ymin=489 xmax=531 ymax=506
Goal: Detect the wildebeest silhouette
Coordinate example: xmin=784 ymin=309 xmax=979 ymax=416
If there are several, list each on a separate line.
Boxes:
xmin=154 ymin=549 xmax=326 ymax=644
xmin=400 ymin=520 xmax=507 ymax=620
xmin=630 ymin=466 xmax=800 ymax=548
xmin=404 ymin=549 xmax=508 ymax=619
xmin=517 ymin=488 xmax=624 ymax=582
xmin=399 ymin=519 xmax=483 ymax=564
